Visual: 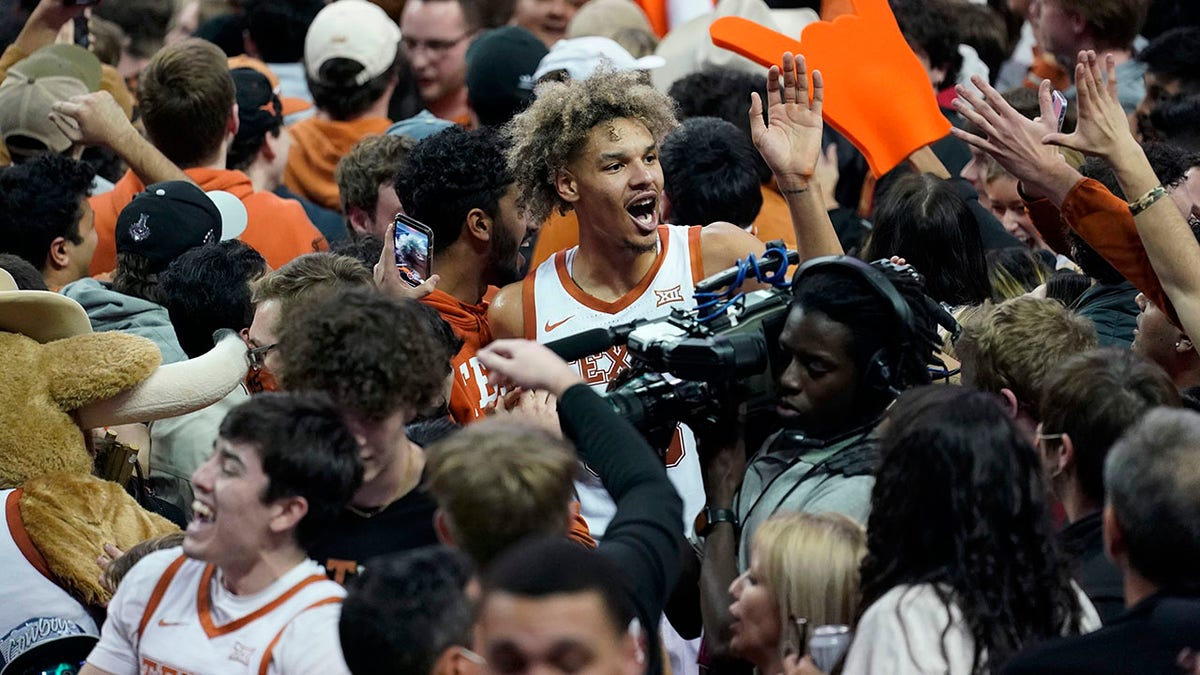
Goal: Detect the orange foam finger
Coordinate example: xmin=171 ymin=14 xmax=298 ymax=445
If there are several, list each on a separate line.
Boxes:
xmin=710 ymin=15 xmax=951 ymax=177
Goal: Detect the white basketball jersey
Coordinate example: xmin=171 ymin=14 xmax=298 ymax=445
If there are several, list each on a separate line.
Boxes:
xmin=0 ymin=489 xmax=99 ymax=658
xmin=525 ymin=225 xmax=707 ymax=538
xmin=134 ymin=554 xmax=344 ymax=675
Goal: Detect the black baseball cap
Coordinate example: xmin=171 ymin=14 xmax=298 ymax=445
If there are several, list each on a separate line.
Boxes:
xmin=231 ymin=67 xmax=283 ymax=147
xmin=115 ymin=182 xmax=248 ymax=273
xmin=466 ymin=26 xmax=548 ymax=128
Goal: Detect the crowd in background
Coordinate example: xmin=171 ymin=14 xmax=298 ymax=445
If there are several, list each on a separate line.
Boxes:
xmin=0 ymin=0 xmax=1199 ymax=673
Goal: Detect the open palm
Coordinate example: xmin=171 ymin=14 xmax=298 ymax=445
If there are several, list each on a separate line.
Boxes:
xmin=751 ymin=52 xmax=825 ymax=185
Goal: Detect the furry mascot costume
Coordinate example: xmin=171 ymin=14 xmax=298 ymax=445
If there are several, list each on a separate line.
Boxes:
xmin=0 ymin=269 xmax=248 ymax=671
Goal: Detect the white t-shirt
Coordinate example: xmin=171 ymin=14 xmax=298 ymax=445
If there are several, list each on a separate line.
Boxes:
xmin=842 ymin=583 xmax=1102 ymax=674
xmin=87 ymin=548 xmax=350 ymax=675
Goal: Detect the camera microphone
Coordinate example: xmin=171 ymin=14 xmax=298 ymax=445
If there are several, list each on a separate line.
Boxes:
xmin=544 ymin=320 xmax=649 ymax=362
xmin=544 ymin=328 xmax=618 ymax=362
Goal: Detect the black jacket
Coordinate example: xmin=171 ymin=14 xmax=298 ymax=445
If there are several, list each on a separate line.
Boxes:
xmin=1004 ymin=593 xmax=1200 ymax=674
xmin=1058 ymin=513 xmax=1125 ymax=624
xmin=559 ymin=384 xmax=687 ymax=675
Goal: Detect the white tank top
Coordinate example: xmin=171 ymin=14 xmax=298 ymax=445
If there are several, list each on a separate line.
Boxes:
xmin=0 ymin=488 xmax=99 ymax=665
xmin=524 ymin=225 xmax=707 ymax=538
xmin=133 ymin=554 xmax=343 ymax=675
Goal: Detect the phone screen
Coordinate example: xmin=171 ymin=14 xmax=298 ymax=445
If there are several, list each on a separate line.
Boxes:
xmin=393 ymin=215 xmax=433 ymax=287
xmin=73 ymin=14 xmax=89 ymax=48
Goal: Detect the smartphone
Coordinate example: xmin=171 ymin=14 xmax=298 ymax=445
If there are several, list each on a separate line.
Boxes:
xmin=73 ymin=13 xmax=89 ymax=48
xmin=1052 ymin=90 xmax=1068 ymax=131
xmin=393 ymin=213 xmax=434 ymax=287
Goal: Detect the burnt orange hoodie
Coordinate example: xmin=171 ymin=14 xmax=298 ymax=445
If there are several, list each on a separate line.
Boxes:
xmin=422 ymin=287 xmax=597 ymax=547
xmin=284 ymin=116 xmax=393 ymax=212
xmin=421 ymin=288 xmax=498 ymax=425
xmin=89 ymin=168 xmax=327 ymax=275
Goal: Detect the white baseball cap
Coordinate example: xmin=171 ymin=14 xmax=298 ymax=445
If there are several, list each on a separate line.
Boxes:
xmin=305 ymin=0 xmax=402 ymax=86
xmin=533 ymin=36 xmax=666 ymax=82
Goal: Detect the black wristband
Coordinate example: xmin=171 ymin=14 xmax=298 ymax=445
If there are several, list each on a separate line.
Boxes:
xmin=695 ymin=507 xmax=739 ymax=537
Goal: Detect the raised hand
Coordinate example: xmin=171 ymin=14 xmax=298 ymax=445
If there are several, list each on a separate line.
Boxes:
xmin=15 ymin=0 xmax=86 ymax=53
xmin=750 ymin=52 xmax=824 ymax=188
xmin=1042 ymin=51 xmax=1138 ymax=160
xmin=949 ymin=77 xmax=1069 ymax=190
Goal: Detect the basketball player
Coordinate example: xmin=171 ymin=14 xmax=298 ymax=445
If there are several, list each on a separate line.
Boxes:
xmin=490 ymin=53 xmax=838 ymax=538
xmin=80 ymin=393 xmax=362 ymax=675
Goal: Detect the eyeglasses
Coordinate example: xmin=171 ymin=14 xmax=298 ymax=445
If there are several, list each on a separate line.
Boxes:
xmin=1036 ymin=431 xmax=1064 ymax=450
xmin=401 ymin=32 xmax=474 ymax=58
xmin=247 ymin=342 xmax=278 ymax=371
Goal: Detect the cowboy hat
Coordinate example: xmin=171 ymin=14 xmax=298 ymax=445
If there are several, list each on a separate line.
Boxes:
xmin=0 ymin=268 xmax=92 ymax=343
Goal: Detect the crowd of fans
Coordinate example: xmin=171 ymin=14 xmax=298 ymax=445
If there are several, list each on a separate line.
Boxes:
xmin=0 ymin=0 xmax=1199 ymax=672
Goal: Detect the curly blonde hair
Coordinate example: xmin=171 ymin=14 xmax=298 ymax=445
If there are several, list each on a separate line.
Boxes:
xmin=504 ymin=68 xmax=678 ymax=224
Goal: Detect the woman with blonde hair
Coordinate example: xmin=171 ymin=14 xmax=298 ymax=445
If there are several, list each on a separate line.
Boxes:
xmin=728 ymin=511 xmax=866 ymax=674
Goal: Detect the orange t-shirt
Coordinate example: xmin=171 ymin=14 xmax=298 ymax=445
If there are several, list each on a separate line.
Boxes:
xmin=284 ymin=116 xmax=393 ymax=212
xmin=89 ymin=168 xmax=328 ymax=275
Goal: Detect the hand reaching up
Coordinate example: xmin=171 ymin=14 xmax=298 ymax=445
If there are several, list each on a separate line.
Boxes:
xmin=949 ymin=75 xmax=1081 ymax=203
xmin=950 ymin=77 xmax=1063 ymax=183
xmin=1042 ymin=51 xmax=1139 ymax=160
xmin=750 ymin=52 xmax=824 ymax=190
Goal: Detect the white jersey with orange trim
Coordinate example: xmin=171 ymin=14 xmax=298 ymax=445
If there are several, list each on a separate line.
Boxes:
xmin=0 ymin=489 xmax=99 ymax=663
xmin=524 ymin=224 xmax=706 ymax=538
xmin=86 ymin=548 xmax=350 ymax=675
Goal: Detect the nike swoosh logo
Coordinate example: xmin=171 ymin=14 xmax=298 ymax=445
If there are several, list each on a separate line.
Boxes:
xmin=544 ymin=316 xmax=574 ymax=333
xmin=157 ymin=619 xmax=186 ymax=627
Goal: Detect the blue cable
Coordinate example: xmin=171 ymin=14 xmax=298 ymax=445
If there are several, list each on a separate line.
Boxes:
xmin=695 ymin=245 xmax=792 ymax=322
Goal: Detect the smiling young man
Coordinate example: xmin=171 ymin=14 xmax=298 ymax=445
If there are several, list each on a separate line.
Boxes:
xmin=489 ymin=56 xmax=836 ymax=539
xmin=395 ymin=126 xmax=539 ymax=423
xmin=80 ymin=393 xmax=362 ymax=675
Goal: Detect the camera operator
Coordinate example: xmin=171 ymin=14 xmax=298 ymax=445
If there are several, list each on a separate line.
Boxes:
xmin=698 ymin=256 xmax=948 ymax=661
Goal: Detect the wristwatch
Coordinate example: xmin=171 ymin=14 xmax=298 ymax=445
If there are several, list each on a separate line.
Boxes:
xmin=694 ymin=507 xmax=739 ymax=537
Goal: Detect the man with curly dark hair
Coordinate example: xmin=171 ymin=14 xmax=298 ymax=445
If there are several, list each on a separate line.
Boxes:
xmin=275 ymin=286 xmax=454 ymax=583
xmin=490 ymin=55 xmax=841 ymax=541
xmin=394 ymin=126 xmax=539 ymax=423
xmin=0 ymin=154 xmax=96 ymax=291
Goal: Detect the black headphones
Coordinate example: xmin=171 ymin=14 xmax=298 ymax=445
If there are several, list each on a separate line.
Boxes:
xmin=791 ymin=256 xmax=920 ymax=397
